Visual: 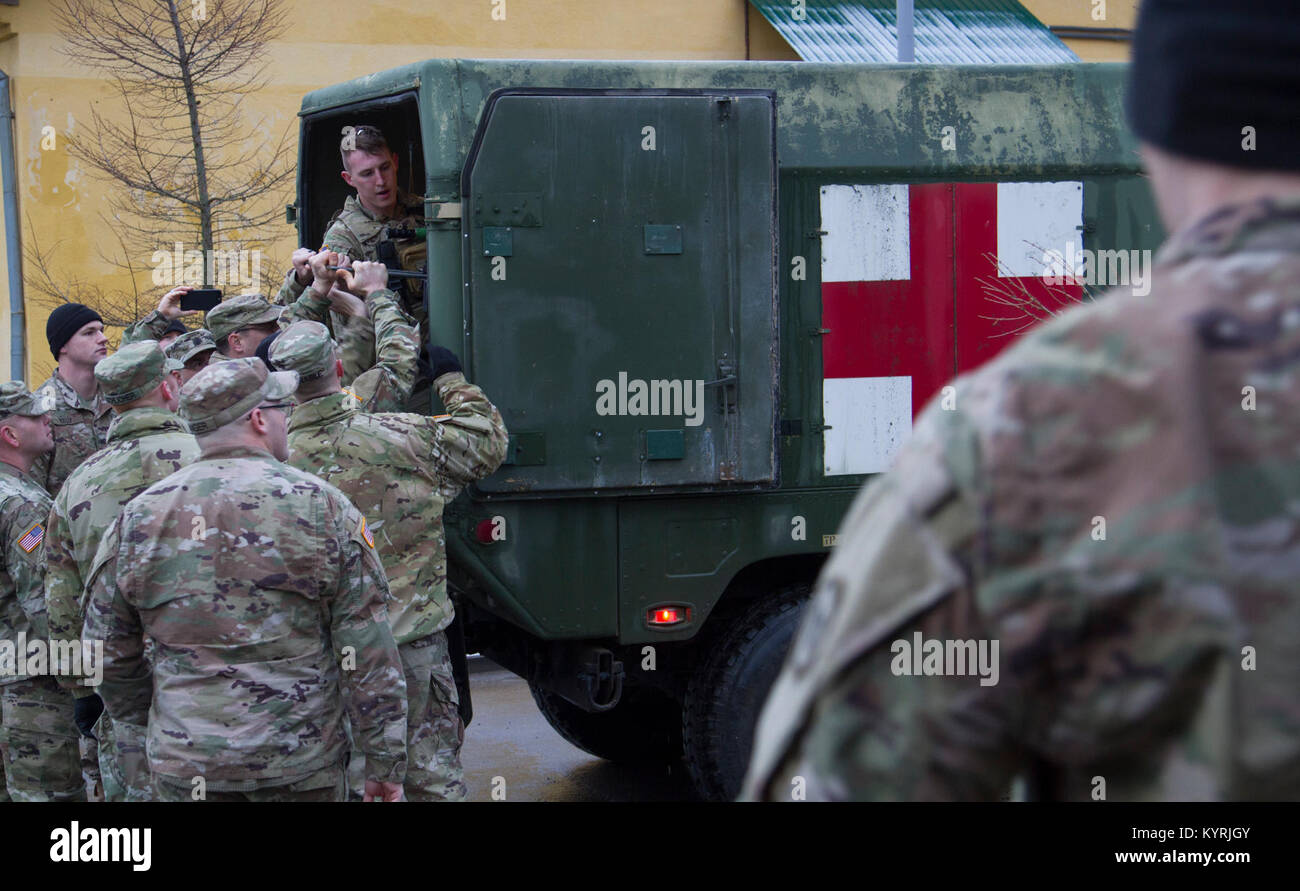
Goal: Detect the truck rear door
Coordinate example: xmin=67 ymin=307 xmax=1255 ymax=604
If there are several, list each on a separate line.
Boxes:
xmin=463 ymin=89 xmax=778 ymax=494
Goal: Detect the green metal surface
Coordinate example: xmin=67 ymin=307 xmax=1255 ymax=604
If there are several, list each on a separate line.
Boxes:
xmin=616 ymin=489 xmax=860 ymax=644
xmin=481 ymin=227 xmax=513 ymax=256
xmin=295 ymin=59 xmax=1161 ymax=644
xmin=464 ymin=90 xmax=778 ymax=495
xmin=749 ymin=0 xmax=1077 ymax=64
xmin=646 ymin=430 xmax=685 ymax=461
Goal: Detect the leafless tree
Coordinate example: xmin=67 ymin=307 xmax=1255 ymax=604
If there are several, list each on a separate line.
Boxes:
xmin=23 ymin=214 xmax=152 ymax=349
xmin=54 ymin=0 xmax=292 ymax=284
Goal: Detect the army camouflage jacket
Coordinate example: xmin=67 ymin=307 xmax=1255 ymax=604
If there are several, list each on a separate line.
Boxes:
xmin=744 ymin=198 xmax=1300 ymax=802
xmin=84 ymin=445 xmax=408 ymax=788
xmin=30 ymin=371 xmax=113 ymax=497
xmin=283 ymin=286 xmax=418 ymax=413
xmin=45 ymin=406 xmax=198 ymax=696
xmin=0 ymin=461 xmax=53 ymax=685
xmin=276 ymin=191 xmax=425 ymax=381
xmin=285 ymin=372 xmax=507 ymax=644
xmin=120 ymin=310 xmax=172 ymax=346
xmin=319 ymin=190 xmax=424 ymax=262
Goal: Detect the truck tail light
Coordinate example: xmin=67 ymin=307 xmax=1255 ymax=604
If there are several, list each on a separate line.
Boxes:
xmin=647 ymin=606 xmax=691 ymax=627
xmin=474 ymin=519 xmax=497 ymax=543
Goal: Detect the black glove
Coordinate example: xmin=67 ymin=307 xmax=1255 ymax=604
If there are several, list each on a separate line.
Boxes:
xmin=74 ymin=694 xmax=105 ymax=740
xmin=428 ymin=346 xmax=462 ymax=379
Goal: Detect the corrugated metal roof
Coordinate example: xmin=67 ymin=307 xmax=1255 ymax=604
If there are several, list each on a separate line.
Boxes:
xmin=750 ymin=0 xmax=1079 ymax=64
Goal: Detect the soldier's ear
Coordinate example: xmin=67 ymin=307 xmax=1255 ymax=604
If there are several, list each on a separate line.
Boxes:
xmin=0 ymin=421 xmax=20 ymax=449
xmin=341 ymin=168 xmax=354 ymax=189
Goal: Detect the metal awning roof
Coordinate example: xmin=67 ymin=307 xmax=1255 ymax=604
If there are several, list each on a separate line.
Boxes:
xmin=750 ymin=0 xmax=1079 ymax=64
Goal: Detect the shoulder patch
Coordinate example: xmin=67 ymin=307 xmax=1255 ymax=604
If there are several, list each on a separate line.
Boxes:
xmin=358 ymin=516 xmax=374 ymax=549
xmin=19 ymin=523 xmax=44 ymax=553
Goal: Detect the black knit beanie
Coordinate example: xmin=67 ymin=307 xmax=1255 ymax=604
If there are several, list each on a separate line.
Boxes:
xmin=1126 ymin=0 xmax=1300 ymax=172
xmin=47 ymin=303 xmax=104 ymax=360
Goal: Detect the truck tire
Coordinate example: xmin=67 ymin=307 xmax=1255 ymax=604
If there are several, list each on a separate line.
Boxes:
xmin=682 ymin=584 xmax=811 ymax=801
xmin=529 ymin=683 xmax=684 ymax=766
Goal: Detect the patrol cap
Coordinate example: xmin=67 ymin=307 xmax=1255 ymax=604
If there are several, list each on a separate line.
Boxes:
xmin=95 ymin=342 xmax=175 ymax=406
xmin=180 ymin=357 xmax=299 ymax=435
xmin=166 ymin=328 xmax=218 ymax=365
xmin=0 ymin=381 xmax=51 ymax=418
xmin=206 ymin=294 xmax=283 ymax=343
xmin=269 ymin=321 xmax=338 ymax=382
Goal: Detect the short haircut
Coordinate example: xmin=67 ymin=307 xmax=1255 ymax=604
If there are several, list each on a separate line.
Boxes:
xmin=341 ymin=125 xmax=391 ymax=169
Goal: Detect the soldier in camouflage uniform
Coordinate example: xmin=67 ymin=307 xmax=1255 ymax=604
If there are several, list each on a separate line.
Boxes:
xmin=272 ymin=261 xmax=507 ymax=801
xmin=165 ymin=329 xmax=218 ymax=388
xmin=85 ymin=358 xmax=408 ymax=801
xmin=0 ymin=382 xmax=85 ymax=802
xmin=743 ymin=0 xmax=1300 ymax=802
xmin=276 ymin=125 xmax=426 ymax=389
xmin=32 ymin=304 xmax=113 ymax=497
xmin=45 ymin=342 xmax=200 ymax=802
xmin=205 ymin=294 xmax=284 ymax=361
xmin=120 ymin=286 xmax=203 ymax=348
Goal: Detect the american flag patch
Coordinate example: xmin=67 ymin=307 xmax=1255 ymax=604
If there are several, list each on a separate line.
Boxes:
xmin=358 ymin=517 xmax=374 ymax=549
xmin=18 ymin=523 xmax=44 ymax=553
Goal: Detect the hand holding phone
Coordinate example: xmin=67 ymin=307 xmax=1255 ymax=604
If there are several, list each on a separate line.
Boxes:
xmin=179 ymin=288 xmax=223 ymax=313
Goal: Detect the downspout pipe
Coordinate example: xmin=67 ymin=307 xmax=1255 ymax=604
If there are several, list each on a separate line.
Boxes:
xmin=897 ymin=0 xmax=915 ymax=62
xmin=0 ymin=69 xmax=24 ymax=380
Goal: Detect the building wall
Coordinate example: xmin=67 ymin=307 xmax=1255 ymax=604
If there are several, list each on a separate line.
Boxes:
xmin=0 ymin=0 xmax=1133 ymax=384
xmin=1021 ymin=0 xmax=1138 ymax=63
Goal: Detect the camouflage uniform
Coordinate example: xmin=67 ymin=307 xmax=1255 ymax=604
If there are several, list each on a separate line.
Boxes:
xmin=120 ymin=310 xmax=175 ymax=347
xmin=30 ymin=372 xmax=112 ymax=497
xmin=165 ymin=328 xmax=218 ymax=370
xmin=205 ymin=294 xmax=283 ymax=354
xmin=0 ymin=383 xmax=84 ymax=802
xmin=275 ymin=190 xmax=426 ymax=386
xmin=272 ymin=323 xmax=507 ymax=800
xmin=84 ymin=359 xmax=408 ymax=800
xmin=46 ymin=343 xmax=199 ymax=801
xmin=281 ymin=288 xmax=418 ymax=413
xmin=743 ymin=198 xmax=1300 ymax=802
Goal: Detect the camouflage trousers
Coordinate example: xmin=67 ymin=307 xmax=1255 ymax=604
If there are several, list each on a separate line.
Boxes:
xmin=79 ymin=732 xmax=102 ymax=801
xmin=154 ymin=762 xmax=347 ymax=802
xmin=347 ymin=631 xmax=465 ymax=801
xmin=96 ymin=712 xmax=153 ymax=802
xmin=0 ymin=677 xmax=86 ymax=801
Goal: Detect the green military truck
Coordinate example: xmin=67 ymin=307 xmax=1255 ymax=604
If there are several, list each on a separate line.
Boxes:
xmin=288 ymin=59 xmax=1163 ymax=800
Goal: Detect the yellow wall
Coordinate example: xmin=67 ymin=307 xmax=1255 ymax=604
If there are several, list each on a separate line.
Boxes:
xmin=0 ymin=0 xmax=1133 ymax=384
xmin=1021 ymin=0 xmax=1138 ymax=63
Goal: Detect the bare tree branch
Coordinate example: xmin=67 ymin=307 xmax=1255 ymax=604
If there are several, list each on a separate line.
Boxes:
xmin=975 ymin=243 xmax=1093 ymax=337
xmin=54 ymin=0 xmax=292 ymax=292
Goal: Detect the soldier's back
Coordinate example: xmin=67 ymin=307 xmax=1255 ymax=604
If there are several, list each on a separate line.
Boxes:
xmin=53 ymin=408 xmax=198 ymax=584
xmin=748 ymin=198 xmax=1300 ymax=801
xmin=104 ymin=446 xmax=370 ymax=787
xmin=287 ymin=398 xmax=446 ymax=639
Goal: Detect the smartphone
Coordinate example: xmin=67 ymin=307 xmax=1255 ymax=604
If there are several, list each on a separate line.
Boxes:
xmin=180 ymin=288 xmax=223 ymax=313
